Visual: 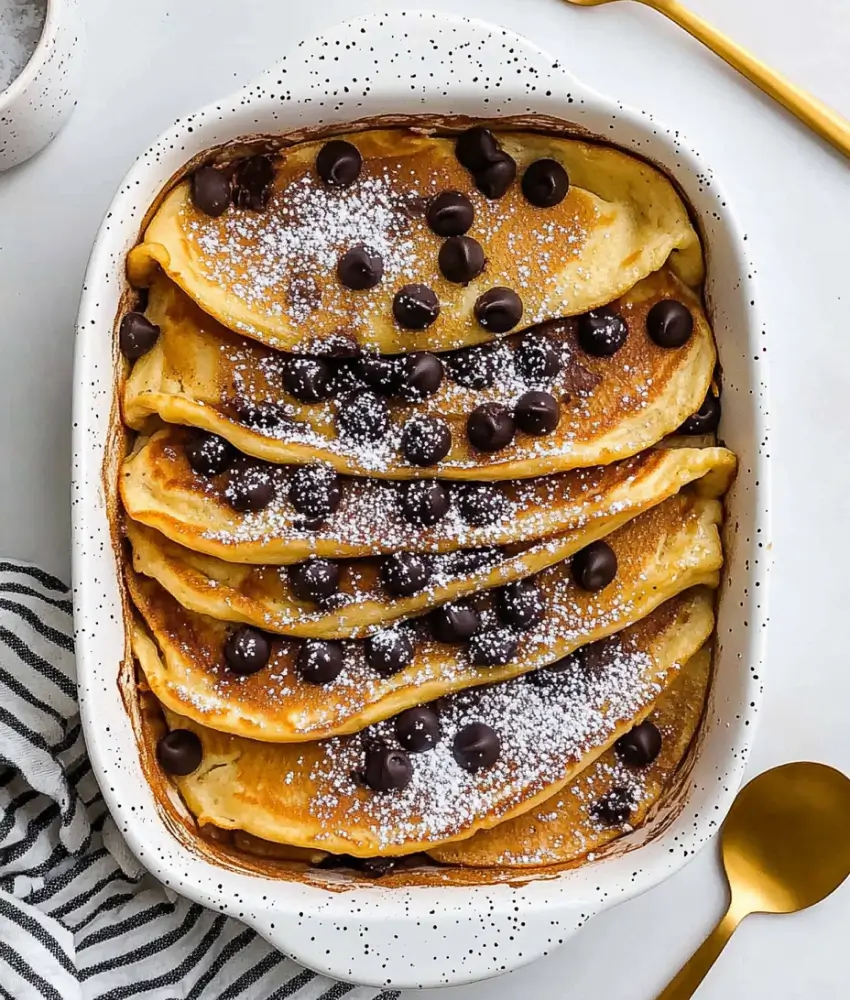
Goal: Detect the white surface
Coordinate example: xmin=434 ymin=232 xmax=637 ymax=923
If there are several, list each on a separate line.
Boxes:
xmin=1 ymin=0 xmax=848 ymax=996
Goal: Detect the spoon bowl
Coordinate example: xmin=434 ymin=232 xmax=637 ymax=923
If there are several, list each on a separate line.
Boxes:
xmin=657 ymin=762 xmax=850 ymax=999
xmin=723 ymin=761 xmax=850 ymax=915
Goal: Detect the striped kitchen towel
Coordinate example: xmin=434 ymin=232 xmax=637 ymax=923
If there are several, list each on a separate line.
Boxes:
xmin=0 ymin=560 xmax=398 ymax=1000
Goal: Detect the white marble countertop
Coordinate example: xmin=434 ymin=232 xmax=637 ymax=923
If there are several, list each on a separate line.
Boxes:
xmin=1 ymin=0 xmax=848 ymax=996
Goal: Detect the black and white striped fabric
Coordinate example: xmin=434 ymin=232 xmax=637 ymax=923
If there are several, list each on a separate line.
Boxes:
xmin=0 ymin=561 xmax=398 ymax=1000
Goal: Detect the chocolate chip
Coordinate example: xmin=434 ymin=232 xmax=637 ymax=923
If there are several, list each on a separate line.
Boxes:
xmin=396 ymin=352 xmax=443 ymax=401
xmin=474 ymin=287 xmax=523 ymax=333
xmin=355 ymin=355 xmax=402 ymax=396
xmin=225 ymin=462 xmax=276 ymax=513
xmin=156 ymin=730 xmax=202 ymax=776
xmin=467 ymin=402 xmax=516 ymax=452
xmin=429 ymin=602 xmax=480 ymax=643
xmin=401 ymin=416 xmax=452 ymax=467
xmin=356 ymin=856 xmax=399 ymax=878
xmin=526 ymin=653 xmax=580 ymax=687
xmin=514 ymin=331 xmax=561 ymax=383
xmin=399 ymin=480 xmax=450 ymax=527
xmin=574 ymin=640 xmax=610 ymax=677
xmin=232 ymin=154 xmax=275 ymax=210
xmin=647 ymin=300 xmax=694 ymax=348
xmin=319 ymin=335 xmax=362 ymax=359
xmin=365 ymin=629 xmax=415 ymax=676
xmin=615 ymin=721 xmax=662 ymax=766
xmin=571 ymin=540 xmax=618 ymax=592
xmin=119 ymin=312 xmax=160 ymax=360
xmin=185 ymin=432 xmax=235 ymax=477
xmin=224 ymin=626 xmax=271 ymax=675
xmin=445 ymin=344 xmax=498 ymax=389
xmin=364 ymin=744 xmax=412 ymax=792
xmin=521 ymin=158 xmax=569 ymax=207
xmin=294 ymin=515 xmax=327 ymax=533
xmin=438 ymin=236 xmax=485 ymax=284
xmin=287 ymin=558 xmax=340 ymax=603
xmin=455 ymin=126 xmax=500 ymax=171
xmin=381 ymin=553 xmax=433 ymax=596
xmin=679 ymin=393 xmax=721 ymax=434
xmin=456 ymin=483 xmax=510 ymax=526
xmin=426 ymin=190 xmax=474 ymax=236
xmin=393 ymin=284 xmax=440 ymax=330
xmin=468 ymin=628 xmax=519 ymax=667
xmin=395 ymin=705 xmax=440 ymax=753
xmin=281 ymin=357 xmax=334 ymax=403
xmin=475 ymin=151 xmax=517 ymax=199
xmin=316 ymin=139 xmax=362 ymax=188
xmin=578 ymin=309 xmax=628 ymax=357
xmin=288 ymin=464 xmax=342 ymax=519
xmin=563 ymin=359 xmax=603 ymax=396
xmin=327 ymin=360 xmax=362 ymax=398
xmin=337 ymin=245 xmax=384 ymax=290
xmin=336 ymin=390 xmax=390 ymax=443
xmin=496 ymin=579 xmax=544 ymax=631
xmin=514 ymin=390 xmax=560 ymax=436
xmin=190 ymin=166 xmax=231 ymax=217
xmin=593 ymin=786 xmax=634 ymax=826
xmin=232 ymin=398 xmax=287 ymax=430
xmin=296 ymin=640 xmax=344 ymax=684
xmin=453 ymin=722 xmax=500 ymax=772
xmin=448 ymin=547 xmax=503 ymax=575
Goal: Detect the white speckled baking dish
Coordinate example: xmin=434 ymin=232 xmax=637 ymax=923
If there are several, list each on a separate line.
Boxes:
xmin=71 ymin=10 xmax=770 ymax=989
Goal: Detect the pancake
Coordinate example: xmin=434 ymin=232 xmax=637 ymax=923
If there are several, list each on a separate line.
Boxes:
xmin=429 ymin=645 xmax=710 ymax=867
xmin=125 ymin=446 xmax=734 ymax=638
xmin=148 ymin=589 xmax=712 ymax=857
xmin=121 ymin=269 xmax=715 ymax=479
xmin=128 ymin=494 xmax=722 ymax=742
xmin=121 ymin=434 xmax=735 ymax=566
xmin=126 ymin=129 xmax=703 ymax=356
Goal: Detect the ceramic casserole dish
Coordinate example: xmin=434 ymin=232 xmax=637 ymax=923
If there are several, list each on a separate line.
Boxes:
xmin=71 ymin=10 xmax=770 ymax=988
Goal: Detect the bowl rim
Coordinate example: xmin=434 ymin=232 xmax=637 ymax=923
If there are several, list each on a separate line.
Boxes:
xmin=71 ymin=9 xmax=770 ymax=987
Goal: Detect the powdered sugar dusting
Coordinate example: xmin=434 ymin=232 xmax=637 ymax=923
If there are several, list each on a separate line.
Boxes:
xmin=191 ymin=169 xmax=425 ymax=330
xmin=304 ymin=637 xmax=674 ymax=848
xmin=182 ymin=142 xmax=594 ymax=349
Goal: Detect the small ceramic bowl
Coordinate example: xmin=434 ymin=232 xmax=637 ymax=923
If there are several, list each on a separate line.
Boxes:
xmin=0 ymin=0 xmax=83 ymax=170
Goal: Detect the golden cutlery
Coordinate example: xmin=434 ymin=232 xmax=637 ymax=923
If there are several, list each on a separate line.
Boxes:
xmin=563 ymin=0 xmax=850 ymax=158
xmin=654 ymin=761 xmax=850 ymax=999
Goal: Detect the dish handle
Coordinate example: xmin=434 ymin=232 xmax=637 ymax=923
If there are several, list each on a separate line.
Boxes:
xmin=241 ymin=9 xmax=584 ymax=112
xmin=251 ymin=896 xmax=591 ymax=988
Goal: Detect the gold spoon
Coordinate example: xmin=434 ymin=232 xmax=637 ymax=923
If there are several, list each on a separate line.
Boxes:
xmin=563 ymin=0 xmax=850 ymax=158
xmin=655 ymin=762 xmax=850 ymax=999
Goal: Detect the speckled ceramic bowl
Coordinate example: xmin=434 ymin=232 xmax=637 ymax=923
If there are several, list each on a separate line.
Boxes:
xmin=0 ymin=0 xmax=82 ymax=170
xmin=71 ymin=10 xmax=770 ymax=989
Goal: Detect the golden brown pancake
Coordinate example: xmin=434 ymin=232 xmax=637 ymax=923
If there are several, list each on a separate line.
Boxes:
xmin=121 ymin=434 xmax=734 ymax=566
xmin=147 ymin=591 xmax=711 ymax=857
xmin=121 ymin=269 xmax=715 ymax=479
xmin=127 ymin=130 xmax=702 ymax=355
xmin=127 ymin=494 xmax=722 ymax=742
xmin=125 ymin=445 xmax=734 ymax=637
xmin=119 ymin=122 xmax=732 ymax=875
xmin=429 ymin=645 xmax=710 ymax=867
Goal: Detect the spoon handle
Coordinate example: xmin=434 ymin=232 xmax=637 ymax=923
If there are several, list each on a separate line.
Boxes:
xmin=640 ymin=0 xmax=850 ymax=158
xmin=654 ymin=904 xmax=745 ymax=1000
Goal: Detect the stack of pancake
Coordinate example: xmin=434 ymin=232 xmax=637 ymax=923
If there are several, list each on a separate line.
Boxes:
xmin=118 ymin=126 xmax=735 ymax=875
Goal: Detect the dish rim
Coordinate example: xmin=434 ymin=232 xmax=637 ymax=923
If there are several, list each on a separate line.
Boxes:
xmin=71 ymin=9 xmax=770 ymax=988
